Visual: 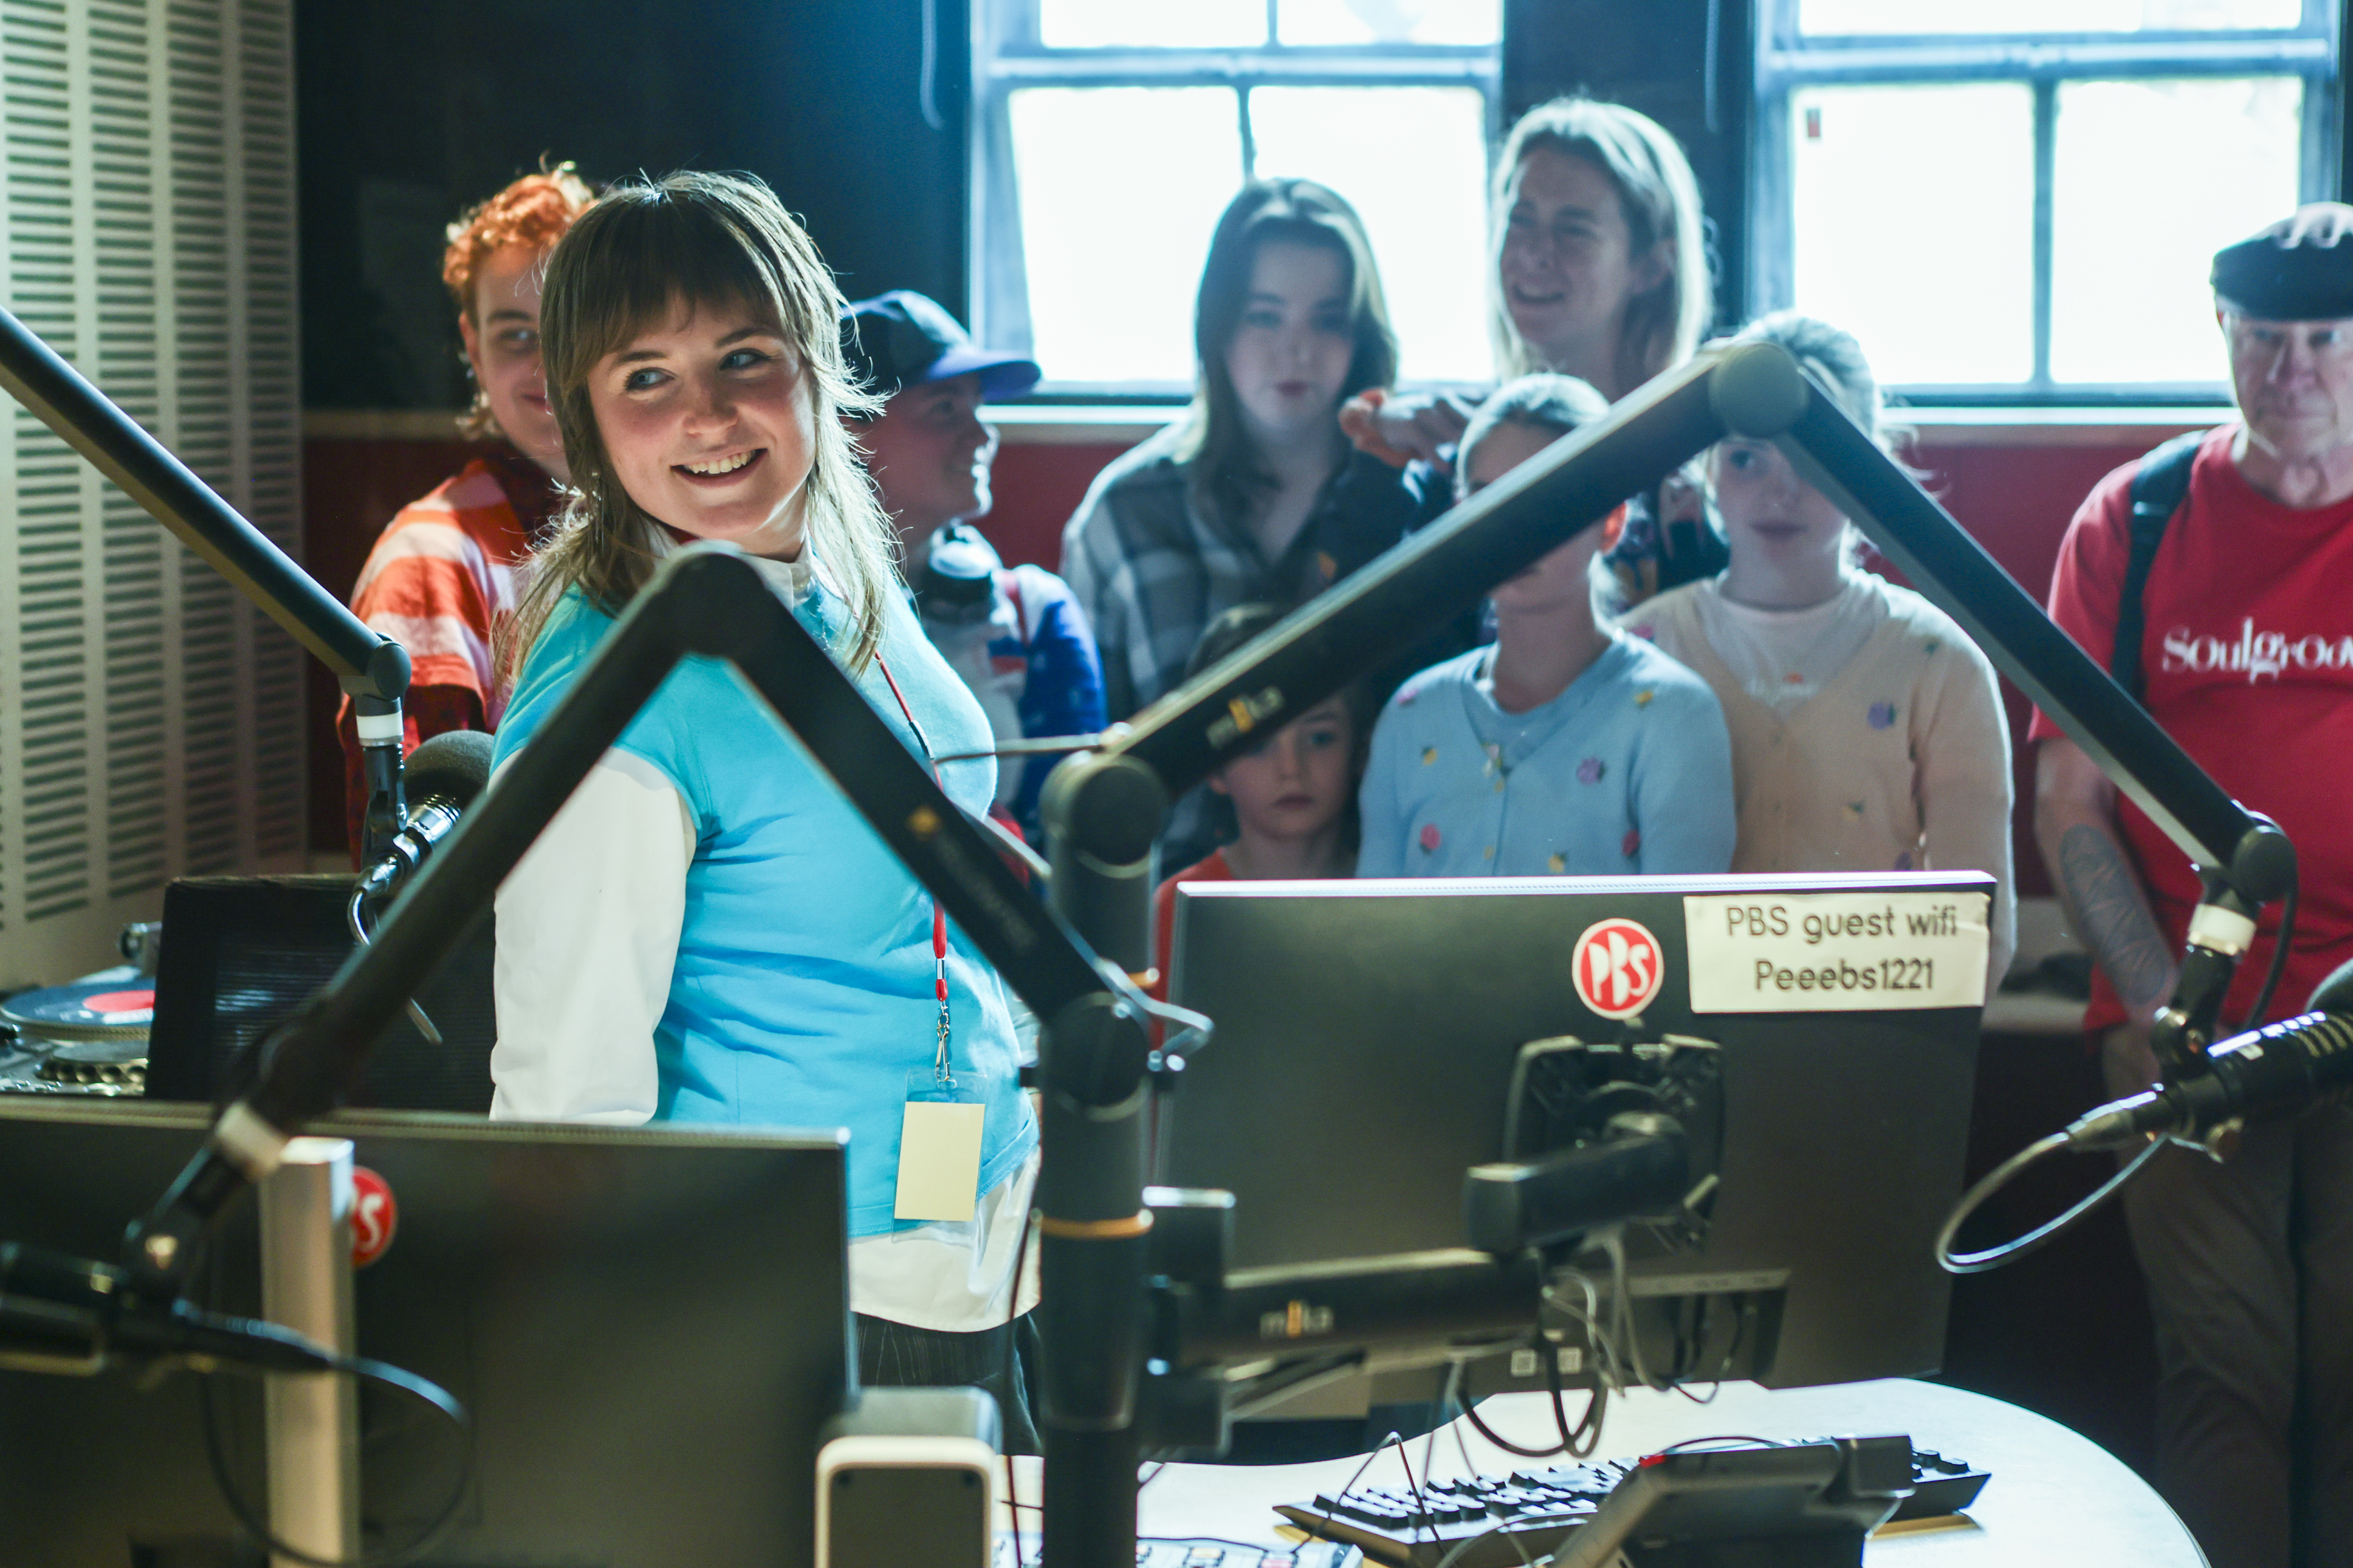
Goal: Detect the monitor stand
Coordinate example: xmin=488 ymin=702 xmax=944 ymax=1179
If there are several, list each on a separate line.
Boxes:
xmin=258 ymin=1137 xmax=360 ymax=1566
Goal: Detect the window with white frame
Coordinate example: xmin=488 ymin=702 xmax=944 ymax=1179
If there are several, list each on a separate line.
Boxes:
xmin=1752 ymin=0 xmax=2338 ymax=397
xmin=970 ymin=0 xmax=1502 ymax=394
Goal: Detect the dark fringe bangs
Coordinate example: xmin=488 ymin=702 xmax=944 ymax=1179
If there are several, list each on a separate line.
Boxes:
xmin=555 ymin=194 xmax=795 ymax=388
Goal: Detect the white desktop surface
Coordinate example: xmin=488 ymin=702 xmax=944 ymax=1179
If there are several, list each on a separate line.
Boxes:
xmin=1005 ymin=1379 xmax=2205 ymax=1564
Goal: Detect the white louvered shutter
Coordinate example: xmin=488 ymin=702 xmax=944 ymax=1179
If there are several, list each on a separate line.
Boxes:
xmin=0 ymin=0 xmax=302 ymax=985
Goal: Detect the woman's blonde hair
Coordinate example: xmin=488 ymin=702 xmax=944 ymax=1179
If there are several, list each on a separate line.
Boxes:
xmin=505 ymin=171 xmax=895 ymax=681
xmin=1489 ymin=98 xmax=1712 ymax=394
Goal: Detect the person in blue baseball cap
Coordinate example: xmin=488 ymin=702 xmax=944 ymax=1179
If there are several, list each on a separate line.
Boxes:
xmin=842 ymin=291 xmax=1104 ymax=845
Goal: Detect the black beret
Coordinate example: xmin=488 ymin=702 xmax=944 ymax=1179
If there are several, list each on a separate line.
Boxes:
xmin=2212 ymin=230 xmax=2353 ymax=321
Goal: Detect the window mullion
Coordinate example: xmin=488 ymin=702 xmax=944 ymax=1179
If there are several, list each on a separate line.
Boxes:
xmin=1239 ymin=84 xmax=1256 ymax=181
xmin=1751 ymin=86 xmax=1795 ymax=318
xmin=2305 ymin=63 xmax=2338 ymax=202
xmin=2032 ymin=77 xmax=2056 ymax=388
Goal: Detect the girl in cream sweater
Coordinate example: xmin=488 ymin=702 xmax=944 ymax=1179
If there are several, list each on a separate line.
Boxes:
xmin=1627 ymin=313 xmax=2015 ymax=982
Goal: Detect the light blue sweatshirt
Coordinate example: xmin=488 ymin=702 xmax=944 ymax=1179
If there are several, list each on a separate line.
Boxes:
xmin=1357 ymin=634 xmax=1737 ymax=878
xmin=496 ymin=567 xmax=1037 ymax=1239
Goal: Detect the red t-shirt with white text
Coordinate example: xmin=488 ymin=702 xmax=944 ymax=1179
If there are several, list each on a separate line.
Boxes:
xmin=2030 ymin=423 xmax=2353 ymax=1031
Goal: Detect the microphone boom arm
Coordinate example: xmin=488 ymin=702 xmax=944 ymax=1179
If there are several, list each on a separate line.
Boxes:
xmin=123 ymin=546 xmax=1127 ymax=1290
xmin=1751 ymin=361 xmax=2292 ymax=1075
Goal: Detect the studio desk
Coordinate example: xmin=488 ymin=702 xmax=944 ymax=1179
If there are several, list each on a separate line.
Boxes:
xmin=998 ymin=1379 xmax=2202 ymax=1565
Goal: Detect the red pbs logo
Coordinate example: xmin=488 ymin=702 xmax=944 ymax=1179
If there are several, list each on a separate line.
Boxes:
xmin=1572 ymin=918 xmax=1666 ymax=1019
xmin=349 ymin=1166 xmax=398 ymax=1268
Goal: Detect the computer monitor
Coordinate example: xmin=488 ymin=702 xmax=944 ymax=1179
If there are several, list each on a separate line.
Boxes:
xmin=1164 ymin=872 xmax=1990 ymax=1394
xmin=145 ymin=874 xmax=498 ymax=1114
xmin=0 ymin=1098 xmax=851 ymax=1567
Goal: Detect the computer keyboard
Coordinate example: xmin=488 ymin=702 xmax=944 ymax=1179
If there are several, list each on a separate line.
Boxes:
xmin=1272 ymin=1443 xmax=1989 ymax=1568
xmin=996 ymin=1539 xmax=1362 ymax=1567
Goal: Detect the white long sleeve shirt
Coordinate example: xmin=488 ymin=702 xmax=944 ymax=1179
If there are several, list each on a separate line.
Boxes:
xmin=490 ymin=550 xmax=1039 ymax=1331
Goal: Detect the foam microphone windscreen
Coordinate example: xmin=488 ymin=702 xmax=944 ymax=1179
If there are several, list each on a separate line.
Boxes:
xmin=402 ymin=729 xmax=495 ymax=810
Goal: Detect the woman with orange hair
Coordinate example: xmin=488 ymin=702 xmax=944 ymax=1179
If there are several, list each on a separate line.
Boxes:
xmin=335 ymin=165 xmax=595 ymax=854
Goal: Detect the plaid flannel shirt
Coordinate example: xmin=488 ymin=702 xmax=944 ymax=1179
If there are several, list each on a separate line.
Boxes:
xmin=1059 ymin=424 xmax=1446 ymax=869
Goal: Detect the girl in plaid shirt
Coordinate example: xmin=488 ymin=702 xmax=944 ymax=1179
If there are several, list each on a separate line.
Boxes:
xmin=1061 ymin=177 xmax=1448 ymax=872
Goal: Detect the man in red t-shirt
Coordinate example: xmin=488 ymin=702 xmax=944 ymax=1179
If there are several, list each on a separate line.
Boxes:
xmin=2033 ymin=212 xmax=2353 ymax=1568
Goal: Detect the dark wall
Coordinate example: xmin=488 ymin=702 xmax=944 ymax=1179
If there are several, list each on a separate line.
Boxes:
xmin=296 ymin=0 xmax=970 ymax=409
xmin=1503 ymin=0 xmax=1754 ymax=335
xmin=298 ymin=1 xmax=1760 ymax=409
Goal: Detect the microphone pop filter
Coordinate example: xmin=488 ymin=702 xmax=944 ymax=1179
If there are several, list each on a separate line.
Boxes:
xmin=2308 ymin=954 xmax=2353 ymax=1015
xmin=402 ymin=730 xmax=495 ymax=810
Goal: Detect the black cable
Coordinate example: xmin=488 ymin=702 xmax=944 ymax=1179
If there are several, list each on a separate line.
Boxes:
xmin=1657 ymin=1435 xmax=1781 ymax=1453
xmin=2239 ymin=868 xmax=2300 ymax=1031
xmin=966 ymin=806 xmax=1051 ymax=883
xmin=1311 ymin=1429 xmax=1403 ymax=1544
xmin=1431 ymin=1519 xmax=1522 ymax=1568
xmin=1138 ymin=995 xmax=1214 ymax=1066
xmin=1936 ymin=1129 xmax=2164 ymax=1275
xmin=345 ymin=885 xmax=441 ymax=1045
xmin=196 ymin=1349 xmax=475 ymax=1568
xmin=1669 ymin=1294 xmax=1725 ymax=1403
xmin=1541 ymin=1315 xmax=1605 ymax=1460
xmin=194 ymin=1251 xmax=475 ymax=1568
xmin=1938 ymin=869 xmax=2300 ymax=1282
xmin=1394 ymin=1428 xmax=1435 ymax=1549
xmin=1003 ymin=1201 xmax=1038 ymax=1568
xmin=1458 ymin=1348 xmax=1567 ymax=1460
xmin=1141 ymin=1538 xmax=1301 ymax=1554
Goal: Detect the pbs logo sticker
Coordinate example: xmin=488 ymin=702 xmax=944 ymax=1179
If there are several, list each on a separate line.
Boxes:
xmin=349 ymin=1166 xmax=398 ymax=1268
xmin=1573 ymin=918 xmax=1666 ymax=1019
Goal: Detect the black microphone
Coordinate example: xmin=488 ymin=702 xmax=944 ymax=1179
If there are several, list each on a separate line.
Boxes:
xmin=357 ymin=730 xmax=495 ymax=900
xmin=2066 ymin=968 xmax=2353 ymax=1152
xmin=0 ymin=1241 xmax=340 ymax=1375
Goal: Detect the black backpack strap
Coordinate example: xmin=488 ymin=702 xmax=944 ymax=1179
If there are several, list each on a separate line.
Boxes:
xmin=2112 ymin=431 xmax=2204 ymax=702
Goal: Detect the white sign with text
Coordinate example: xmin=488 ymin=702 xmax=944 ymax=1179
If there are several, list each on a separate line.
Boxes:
xmin=1681 ymin=891 xmax=1990 ymax=1013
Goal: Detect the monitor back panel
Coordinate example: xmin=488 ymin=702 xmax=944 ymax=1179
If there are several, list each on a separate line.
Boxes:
xmin=1164 ymin=874 xmax=1987 ymax=1387
xmin=145 ymin=874 xmax=496 ymax=1114
xmin=0 ymin=1100 xmax=850 ymax=1567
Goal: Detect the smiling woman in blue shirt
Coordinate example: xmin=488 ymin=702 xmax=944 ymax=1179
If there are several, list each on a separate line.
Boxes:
xmin=489 ymin=172 xmax=1040 ymax=1443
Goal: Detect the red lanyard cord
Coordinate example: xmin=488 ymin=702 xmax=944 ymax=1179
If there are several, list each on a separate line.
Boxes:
xmin=873 ymin=655 xmax=954 ymax=1070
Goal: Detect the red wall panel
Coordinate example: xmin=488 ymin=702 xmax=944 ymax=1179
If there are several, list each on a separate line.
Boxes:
xmin=1896 ymin=438 xmax=2157 ymax=899
xmin=303 ymin=426 xmax=2184 ymax=899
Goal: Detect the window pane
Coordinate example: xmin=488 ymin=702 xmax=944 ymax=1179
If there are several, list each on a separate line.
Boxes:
xmin=1277 ymin=0 xmax=1501 ymax=46
xmin=1790 ymin=84 xmax=2035 ymax=384
xmin=2051 ymin=77 xmax=2301 ymax=384
xmin=1039 ymin=0 xmax=1266 ymax=48
xmin=1009 ymin=88 xmax=1245 ymax=385
xmin=1250 ymin=86 xmax=1492 ymax=383
xmin=1798 ymin=0 xmax=2300 ymax=34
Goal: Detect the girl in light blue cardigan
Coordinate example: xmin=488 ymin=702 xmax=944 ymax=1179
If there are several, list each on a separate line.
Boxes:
xmin=1357 ymin=377 xmax=1736 ymax=878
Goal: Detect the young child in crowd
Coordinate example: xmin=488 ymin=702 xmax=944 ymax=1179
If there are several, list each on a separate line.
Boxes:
xmin=1357 ymin=375 xmax=1735 ymax=878
xmin=1062 ymin=177 xmax=1446 ymax=872
xmin=338 ymin=165 xmax=594 ymax=857
xmin=1151 ymin=603 xmax=1365 ymax=995
xmin=840 ymin=289 xmax=1105 ymax=844
xmin=1629 ymin=313 xmax=2016 ymax=982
